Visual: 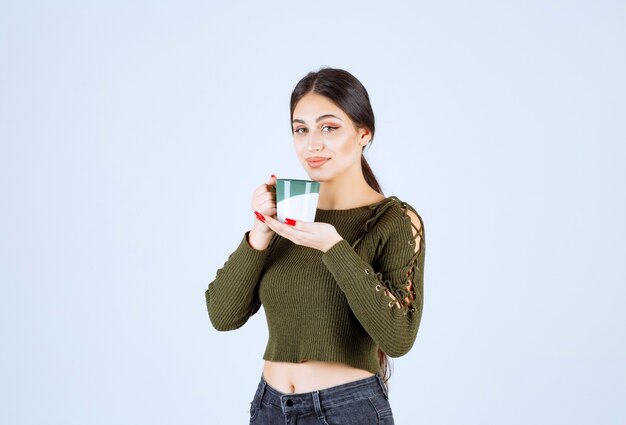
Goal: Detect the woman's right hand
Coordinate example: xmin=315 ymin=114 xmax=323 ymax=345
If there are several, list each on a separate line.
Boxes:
xmin=251 ymin=174 xmax=277 ymax=234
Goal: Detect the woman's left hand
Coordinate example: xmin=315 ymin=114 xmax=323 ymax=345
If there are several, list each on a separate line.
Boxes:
xmin=256 ymin=213 xmax=343 ymax=253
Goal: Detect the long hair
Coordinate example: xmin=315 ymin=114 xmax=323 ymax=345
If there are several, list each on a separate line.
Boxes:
xmin=289 ymin=67 xmax=392 ymax=392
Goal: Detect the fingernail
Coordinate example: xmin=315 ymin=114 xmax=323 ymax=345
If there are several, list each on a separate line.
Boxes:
xmin=254 ymin=211 xmax=265 ymax=223
xmin=285 ymin=218 xmax=296 ymax=226
xmin=271 ymin=174 xmax=276 ymax=178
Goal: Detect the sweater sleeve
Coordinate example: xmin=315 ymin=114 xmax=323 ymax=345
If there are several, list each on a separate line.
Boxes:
xmin=321 ymin=202 xmax=425 ymax=357
xmin=205 ymin=231 xmax=278 ymax=331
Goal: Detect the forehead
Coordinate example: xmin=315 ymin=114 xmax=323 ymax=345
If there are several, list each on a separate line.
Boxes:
xmin=293 ymin=93 xmax=347 ymax=120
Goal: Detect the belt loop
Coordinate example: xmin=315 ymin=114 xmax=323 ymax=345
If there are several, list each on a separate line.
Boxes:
xmin=311 ymin=391 xmax=326 ymax=422
xmin=256 ymin=376 xmax=267 ymax=408
xmin=375 ymin=372 xmax=389 ymax=399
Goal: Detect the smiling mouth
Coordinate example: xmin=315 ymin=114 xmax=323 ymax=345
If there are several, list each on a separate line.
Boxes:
xmin=306 ymin=158 xmax=329 ymax=168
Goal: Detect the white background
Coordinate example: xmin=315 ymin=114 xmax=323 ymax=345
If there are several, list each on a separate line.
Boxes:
xmin=1 ymin=1 xmax=624 ymax=424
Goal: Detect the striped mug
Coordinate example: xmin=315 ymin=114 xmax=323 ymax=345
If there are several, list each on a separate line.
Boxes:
xmin=275 ymin=178 xmax=320 ymax=223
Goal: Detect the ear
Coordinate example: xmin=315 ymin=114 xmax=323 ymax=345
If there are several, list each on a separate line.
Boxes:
xmin=357 ymin=127 xmax=372 ymax=147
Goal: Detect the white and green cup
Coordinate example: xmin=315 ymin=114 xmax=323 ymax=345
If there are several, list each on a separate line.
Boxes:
xmin=276 ymin=178 xmax=321 ymax=223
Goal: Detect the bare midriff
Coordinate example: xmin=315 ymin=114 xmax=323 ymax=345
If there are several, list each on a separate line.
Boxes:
xmin=262 ymin=360 xmax=375 ymax=394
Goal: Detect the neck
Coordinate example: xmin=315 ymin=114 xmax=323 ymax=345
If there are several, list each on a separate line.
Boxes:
xmin=316 ymin=165 xmax=382 ymax=210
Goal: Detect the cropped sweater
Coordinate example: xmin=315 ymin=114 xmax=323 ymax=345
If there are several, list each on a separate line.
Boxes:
xmin=205 ymin=195 xmax=426 ymax=374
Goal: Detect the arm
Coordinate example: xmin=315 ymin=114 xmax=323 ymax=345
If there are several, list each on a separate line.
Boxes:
xmin=205 ymin=230 xmax=278 ymax=331
xmin=321 ymin=203 xmax=425 ymax=357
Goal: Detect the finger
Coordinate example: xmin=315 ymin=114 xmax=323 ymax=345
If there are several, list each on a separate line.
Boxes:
xmin=253 ymin=174 xmax=276 ymax=197
xmin=283 ymin=217 xmax=314 ymax=233
xmin=259 ymin=203 xmax=276 ymax=217
xmin=255 ymin=191 xmax=275 ymax=210
xmin=266 ymin=175 xmax=277 ymax=193
xmin=264 ymin=214 xmax=300 ymax=239
xmin=253 ymin=186 xmax=268 ymax=200
xmin=262 ymin=207 xmax=277 ymax=217
xmin=256 ymin=191 xmax=274 ymax=206
xmin=253 ymin=210 xmax=266 ymax=223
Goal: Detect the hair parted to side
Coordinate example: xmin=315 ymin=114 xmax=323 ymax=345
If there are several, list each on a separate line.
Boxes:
xmin=290 ymin=67 xmax=384 ymax=196
xmin=289 ymin=66 xmax=392 ymax=392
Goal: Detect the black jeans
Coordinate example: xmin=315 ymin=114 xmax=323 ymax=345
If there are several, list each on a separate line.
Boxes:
xmin=249 ymin=372 xmax=395 ymax=424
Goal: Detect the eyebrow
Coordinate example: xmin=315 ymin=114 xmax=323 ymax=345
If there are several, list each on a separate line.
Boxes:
xmin=292 ymin=114 xmax=344 ymax=125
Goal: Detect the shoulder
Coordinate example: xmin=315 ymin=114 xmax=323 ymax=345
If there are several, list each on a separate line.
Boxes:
xmin=374 ymin=196 xmax=424 ymax=230
xmin=374 ymin=197 xmax=425 ymax=256
xmin=400 ymin=199 xmax=424 ymax=236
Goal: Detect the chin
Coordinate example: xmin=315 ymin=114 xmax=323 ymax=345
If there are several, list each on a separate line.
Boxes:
xmin=304 ymin=171 xmax=324 ymax=181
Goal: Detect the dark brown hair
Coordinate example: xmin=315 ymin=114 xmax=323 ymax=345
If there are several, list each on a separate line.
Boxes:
xmin=289 ymin=67 xmax=392 ymax=392
xmin=290 ymin=67 xmax=384 ymax=194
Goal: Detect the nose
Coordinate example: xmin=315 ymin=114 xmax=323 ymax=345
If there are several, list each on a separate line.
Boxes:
xmin=307 ymin=135 xmax=323 ymax=152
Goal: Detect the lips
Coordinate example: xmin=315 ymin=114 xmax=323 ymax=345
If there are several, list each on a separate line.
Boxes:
xmin=306 ymin=157 xmax=330 ymax=168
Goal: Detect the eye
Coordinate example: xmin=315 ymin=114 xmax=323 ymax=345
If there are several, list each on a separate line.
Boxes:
xmin=322 ymin=126 xmax=339 ymax=132
xmin=294 ymin=128 xmax=306 ymax=134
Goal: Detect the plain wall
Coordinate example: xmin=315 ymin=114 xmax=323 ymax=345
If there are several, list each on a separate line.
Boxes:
xmin=1 ymin=1 xmax=624 ymax=424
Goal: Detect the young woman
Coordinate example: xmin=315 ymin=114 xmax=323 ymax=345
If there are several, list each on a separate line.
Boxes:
xmin=206 ymin=67 xmax=426 ymax=425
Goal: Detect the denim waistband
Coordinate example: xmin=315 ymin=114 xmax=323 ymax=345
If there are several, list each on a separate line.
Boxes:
xmin=252 ymin=372 xmax=388 ymax=417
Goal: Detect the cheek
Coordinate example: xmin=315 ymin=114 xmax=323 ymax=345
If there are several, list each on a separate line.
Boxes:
xmin=336 ymin=137 xmax=359 ymax=157
xmin=294 ymin=141 xmax=312 ymax=162
xmin=293 ymin=139 xmax=305 ymax=153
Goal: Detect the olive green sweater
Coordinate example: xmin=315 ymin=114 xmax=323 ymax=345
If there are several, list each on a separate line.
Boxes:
xmin=205 ymin=196 xmax=425 ymax=374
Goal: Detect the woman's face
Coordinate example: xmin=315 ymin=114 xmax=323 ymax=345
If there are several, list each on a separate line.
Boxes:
xmin=291 ymin=92 xmax=371 ymax=182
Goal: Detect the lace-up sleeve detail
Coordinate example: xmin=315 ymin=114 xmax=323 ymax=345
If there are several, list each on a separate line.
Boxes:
xmin=321 ymin=199 xmax=425 ymax=357
xmin=377 ymin=202 xmax=424 ymax=312
xmin=205 ymin=231 xmax=279 ymax=331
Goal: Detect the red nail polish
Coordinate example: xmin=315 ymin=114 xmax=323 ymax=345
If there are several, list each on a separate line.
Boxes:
xmin=254 ymin=211 xmax=265 ymax=223
xmin=271 ymin=174 xmax=276 ymax=179
xmin=285 ymin=218 xmax=296 ymax=226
